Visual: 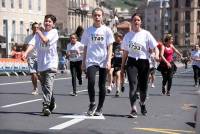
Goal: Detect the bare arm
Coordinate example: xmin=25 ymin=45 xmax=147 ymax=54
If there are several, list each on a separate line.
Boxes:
xmin=82 ymin=46 xmax=87 ymax=72
xmin=172 ymin=45 xmax=182 ymax=58
xmin=36 ymin=29 xmax=48 ymax=44
xmin=106 ymin=43 xmax=113 ymax=70
xmin=22 ymin=45 xmax=34 ymax=59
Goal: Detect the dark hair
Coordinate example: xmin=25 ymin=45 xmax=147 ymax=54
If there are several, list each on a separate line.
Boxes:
xmin=75 ymin=25 xmax=84 ymax=40
xmin=92 ymin=7 xmax=104 ymax=16
xmin=44 ymin=14 xmax=57 ymax=23
xmin=114 ymin=32 xmax=123 ymax=39
xmin=131 ymin=13 xmax=142 ymax=21
xmin=31 ymin=22 xmax=38 ymax=28
xmin=70 ymin=33 xmax=78 ymax=38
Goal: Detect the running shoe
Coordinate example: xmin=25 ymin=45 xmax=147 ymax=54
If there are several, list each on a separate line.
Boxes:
xmin=107 ymin=86 xmax=112 ymax=94
xmin=121 ymin=86 xmax=125 ymax=92
xmin=71 ymin=92 xmax=77 ymax=96
xmin=140 ymin=104 xmax=147 ymax=116
xmin=128 ymin=110 xmax=137 ymax=118
xmin=166 ymin=91 xmax=170 ymax=96
xmin=151 ymin=83 xmax=155 ymax=88
xmin=87 ymin=103 xmax=96 ymax=116
xmin=162 ymin=87 xmax=166 ymax=95
xmin=115 ymin=91 xmax=120 ymax=97
xmin=94 ymin=108 xmax=103 ymax=116
xmin=79 ymin=80 xmax=82 ymax=85
xmin=42 ymin=104 xmax=51 ymax=116
xmin=49 ymin=102 xmax=56 ymax=112
xmin=31 ymin=88 xmax=39 ymax=95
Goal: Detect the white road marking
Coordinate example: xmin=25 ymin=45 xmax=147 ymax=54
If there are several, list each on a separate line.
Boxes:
xmin=1 ymin=98 xmax=42 ymax=108
xmin=59 ymin=114 xmax=105 ymax=120
xmin=49 ymin=119 xmax=84 ymax=130
xmin=50 ymin=114 xmax=105 ymax=130
xmin=0 ymin=77 xmax=71 ymax=86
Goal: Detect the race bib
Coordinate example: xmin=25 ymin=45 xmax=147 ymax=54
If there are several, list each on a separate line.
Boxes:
xmin=114 ymin=49 xmax=122 ymax=58
xmin=70 ymin=51 xmax=78 ymax=60
xmin=91 ymin=34 xmax=104 ymax=44
xmin=128 ymin=41 xmax=143 ymax=54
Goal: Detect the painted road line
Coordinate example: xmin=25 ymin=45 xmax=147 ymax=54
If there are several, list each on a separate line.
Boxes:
xmin=1 ymin=98 xmax=42 ymax=108
xmin=0 ymin=77 xmax=71 ymax=86
xmin=59 ymin=114 xmax=105 ymax=120
xmin=49 ymin=118 xmax=85 ymax=130
xmin=133 ymin=127 xmax=194 ymax=134
xmin=50 ymin=114 xmax=105 ymax=130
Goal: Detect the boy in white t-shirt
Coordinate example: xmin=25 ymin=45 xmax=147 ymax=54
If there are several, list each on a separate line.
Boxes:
xmin=23 ymin=14 xmax=59 ymax=116
xmin=81 ymin=7 xmax=115 ymax=116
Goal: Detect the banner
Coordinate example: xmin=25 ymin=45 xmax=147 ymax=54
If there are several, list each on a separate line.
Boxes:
xmin=0 ymin=58 xmax=29 ymax=73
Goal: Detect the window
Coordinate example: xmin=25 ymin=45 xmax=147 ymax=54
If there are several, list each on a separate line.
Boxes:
xmin=29 ymin=0 xmax=32 ymax=10
xmin=198 ymin=35 xmax=200 ymax=44
xmin=174 ymin=11 xmax=178 ymax=21
xmin=155 ymin=25 xmax=157 ymax=31
xmin=12 ymin=20 xmax=16 ymax=41
xmin=185 ymin=23 xmax=190 ymax=33
xmin=3 ymin=20 xmax=7 ymax=37
xmin=185 ymin=11 xmax=190 ymax=20
xmin=197 ymin=23 xmax=200 ymax=33
xmin=2 ymin=0 xmax=5 ymax=7
xmin=174 ymin=0 xmax=178 ymax=8
xmin=19 ymin=0 xmax=22 ymax=9
xmin=198 ymin=11 xmax=200 ymax=20
xmin=174 ymin=35 xmax=178 ymax=46
xmin=38 ymin=0 xmax=41 ymax=11
xmin=154 ymin=9 xmax=157 ymax=15
xmin=11 ymin=0 xmax=14 ymax=8
xmin=174 ymin=24 xmax=178 ymax=32
xmin=185 ymin=0 xmax=191 ymax=7
xmin=198 ymin=0 xmax=200 ymax=7
xmin=20 ymin=21 xmax=23 ymax=34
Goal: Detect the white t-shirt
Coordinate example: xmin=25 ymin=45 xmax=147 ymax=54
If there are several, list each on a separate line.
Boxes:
xmin=81 ymin=25 xmax=114 ymax=68
xmin=191 ymin=50 xmax=200 ymax=68
xmin=32 ymin=29 xmax=59 ymax=72
xmin=122 ymin=29 xmax=157 ymax=60
xmin=67 ymin=41 xmax=84 ymax=62
xmin=24 ymin=34 xmax=37 ymax=59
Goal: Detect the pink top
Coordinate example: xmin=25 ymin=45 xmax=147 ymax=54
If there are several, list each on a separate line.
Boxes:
xmin=164 ymin=47 xmax=174 ymax=62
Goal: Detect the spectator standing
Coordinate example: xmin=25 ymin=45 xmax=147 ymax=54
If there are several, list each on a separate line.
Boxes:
xmin=24 ymin=22 xmax=40 ymax=95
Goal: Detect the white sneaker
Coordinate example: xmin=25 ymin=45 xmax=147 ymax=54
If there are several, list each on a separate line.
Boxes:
xmin=151 ymin=83 xmax=155 ymax=88
xmin=107 ymin=86 xmax=112 ymax=93
xmin=31 ymin=89 xmax=39 ymax=95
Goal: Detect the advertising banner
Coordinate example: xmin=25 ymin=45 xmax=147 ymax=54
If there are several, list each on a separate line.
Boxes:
xmin=0 ymin=58 xmax=29 ymax=73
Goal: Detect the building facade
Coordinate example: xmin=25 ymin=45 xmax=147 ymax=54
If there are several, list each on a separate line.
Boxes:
xmin=46 ymin=0 xmax=102 ymax=36
xmin=171 ymin=0 xmax=200 ymax=47
xmin=0 ymin=0 xmax=46 ymax=44
xmin=145 ymin=0 xmax=170 ymax=41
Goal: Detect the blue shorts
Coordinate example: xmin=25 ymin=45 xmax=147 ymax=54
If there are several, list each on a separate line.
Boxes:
xmin=27 ymin=57 xmax=38 ymax=73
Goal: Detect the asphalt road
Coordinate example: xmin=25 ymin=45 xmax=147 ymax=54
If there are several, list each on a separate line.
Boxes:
xmin=0 ymin=65 xmax=198 ymax=134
